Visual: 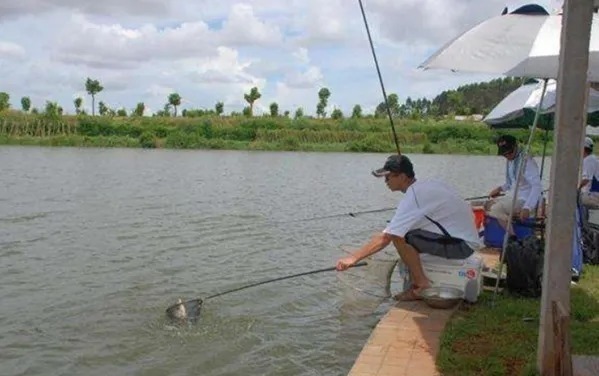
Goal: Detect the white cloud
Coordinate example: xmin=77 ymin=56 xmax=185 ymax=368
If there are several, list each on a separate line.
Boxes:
xmin=54 ymin=15 xmax=216 ymax=69
xmin=289 ymin=0 xmax=359 ymax=46
xmin=368 ymin=0 xmax=556 ymax=47
xmin=284 ymin=66 xmax=324 ymax=89
xmin=146 ymin=84 xmax=175 ymax=98
xmin=0 ymin=0 xmax=173 ymax=20
xmin=220 ymin=3 xmax=283 ymax=46
xmin=0 ymin=0 xmax=554 ymax=117
xmin=274 ymin=81 xmax=314 ymax=112
xmin=292 ymin=48 xmax=310 ymax=65
xmin=186 ymin=47 xmax=263 ymax=86
xmin=0 ymin=41 xmax=26 ymax=60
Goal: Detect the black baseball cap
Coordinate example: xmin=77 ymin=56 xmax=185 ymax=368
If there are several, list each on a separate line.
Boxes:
xmin=372 ymin=154 xmax=415 ymax=178
xmin=496 ymin=134 xmax=517 ymax=155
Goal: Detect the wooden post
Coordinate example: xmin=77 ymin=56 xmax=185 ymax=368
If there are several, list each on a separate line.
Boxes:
xmin=538 ymin=1 xmax=594 ymax=374
xmin=552 ymin=301 xmax=573 ymax=375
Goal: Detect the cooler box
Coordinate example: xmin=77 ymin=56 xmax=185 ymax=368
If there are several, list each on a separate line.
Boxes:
xmin=398 ymin=253 xmax=483 ymax=303
xmin=483 ymin=215 xmax=535 ymax=248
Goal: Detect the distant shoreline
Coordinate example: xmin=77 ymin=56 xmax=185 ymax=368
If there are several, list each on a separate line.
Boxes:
xmin=0 ymin=112 xmax=554 ymax=156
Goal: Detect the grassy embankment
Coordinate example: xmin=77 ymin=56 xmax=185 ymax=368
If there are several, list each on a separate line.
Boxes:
xmin=0 ymin=111 xmax=554 ymax=155
xmin=438 ymin=265 xmax=599 ymax=376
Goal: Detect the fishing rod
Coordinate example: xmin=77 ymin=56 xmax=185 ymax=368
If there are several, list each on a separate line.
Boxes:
xmin=275 ymin=188 xmax=551 ymax=224
xmin=285 ymin=193 xmax=501 ymax=223
xmin=358 ymin=0 xmax=401 ymax=155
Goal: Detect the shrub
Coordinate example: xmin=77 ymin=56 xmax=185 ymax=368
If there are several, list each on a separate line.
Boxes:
xmin=139 ymin=131 xmax=156 ymax=148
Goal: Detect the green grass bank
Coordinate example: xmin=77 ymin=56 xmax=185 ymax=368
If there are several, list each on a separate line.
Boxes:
xmin=0 ymin=112 xmax=555 ymax=155
xmin=437 ymin=265 xmax=599 ymax=376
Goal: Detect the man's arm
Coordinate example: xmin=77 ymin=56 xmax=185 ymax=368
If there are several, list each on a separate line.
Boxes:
xmin=523 ymin=157 xmax=542 ymax=211
xmin=489 ymin=186 xmax=504 ymax=198
xmin=490 ymin=163 xmax=510 ymax=197
xmin=336 ymin=232 xmax=392 ymax=271
xmin=580 ymin=157 xmax=592 ymax=190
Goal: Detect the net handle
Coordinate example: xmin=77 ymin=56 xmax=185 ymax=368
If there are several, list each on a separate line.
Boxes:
xmin=203 ymin=261 xmax=368 ymax=301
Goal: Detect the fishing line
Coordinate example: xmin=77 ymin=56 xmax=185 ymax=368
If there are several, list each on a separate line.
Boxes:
xmin=358 ymin=0 xmax=401 ymax=155
xmin=337 ymin=246 xmax=399 ymax=299
xmin=336 ymin=270 xmax=391 ymax=299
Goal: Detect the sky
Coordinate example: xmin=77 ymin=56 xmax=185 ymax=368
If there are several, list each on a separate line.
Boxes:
xmin=0 ymin=0 xmax=561 ymax=116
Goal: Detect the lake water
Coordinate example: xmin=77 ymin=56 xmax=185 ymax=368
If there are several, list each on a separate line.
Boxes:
xmin=0 ymin=146 xmax=551 ymax=376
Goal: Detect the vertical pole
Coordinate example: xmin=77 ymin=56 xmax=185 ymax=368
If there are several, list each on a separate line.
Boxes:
xmin=492 ymin=79 xmax=548 ymax=303
xmin=538 ymin=1 xmax=594 ymax=374
xmin=357 ymin=0 xmax=401 ymax=155
xmin=540 ymin=129 xmax=549 ymax=180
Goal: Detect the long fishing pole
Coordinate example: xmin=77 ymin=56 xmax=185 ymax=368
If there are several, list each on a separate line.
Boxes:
xmin=283 ymin=194 xmax=501 ymax=223
xmin=274 ymin=189 xmax=547 ymax=224
xmin=358 ymin=0 xmax=401 ymax=155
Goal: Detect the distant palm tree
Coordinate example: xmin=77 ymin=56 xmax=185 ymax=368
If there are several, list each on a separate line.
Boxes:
xmin=215 ymin=101 xmax=224 ymax=116
xmin=21 ymin=96 xmax=31 ymax=112
xmin=168 ymin=93 xmax=182 ymax=116
xmin=85 ymin=78 xmax=103 ymax=116
xmin=244 ymin=87 xmax=261 ymax=116
xmin=74 ymin=97 xmax=83 ymax=114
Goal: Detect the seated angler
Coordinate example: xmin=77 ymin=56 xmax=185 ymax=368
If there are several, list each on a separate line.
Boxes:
xmin=579 ymin=136 xmax=599 ymax=210
xmin=336 ymin=155 xmax=482 ymax=300
xmin=486 ymin=135 xmax=542 ymax=235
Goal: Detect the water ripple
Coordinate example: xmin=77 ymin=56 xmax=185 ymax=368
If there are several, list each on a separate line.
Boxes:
xmin=0 ymin=147 xmax=527 ymax=376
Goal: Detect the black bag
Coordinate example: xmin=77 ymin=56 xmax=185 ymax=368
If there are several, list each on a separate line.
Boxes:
xmin=582 ymin=222 xmax=599 ymax=265
xmin=404 ymin=215 xmax=474 ymax=260
xmin=504 ymin=235 xmax=544 ymax=298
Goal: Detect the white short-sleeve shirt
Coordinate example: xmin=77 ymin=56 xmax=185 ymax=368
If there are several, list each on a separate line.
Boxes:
xmin=581 ymin=154 xmax=599 ymax=193
xmin=383 ymin=179 xmax=482 ymax=251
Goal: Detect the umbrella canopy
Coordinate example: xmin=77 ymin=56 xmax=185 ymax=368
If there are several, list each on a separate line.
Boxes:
xmin=419 ymin=4 xmax=599 ymax=81
xmin=484 ymin=79 xmax=599 ymax=129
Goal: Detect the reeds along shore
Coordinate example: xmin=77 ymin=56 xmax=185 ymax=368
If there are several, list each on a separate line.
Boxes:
xmin=0 ymin=112 xmax=553 ymax=155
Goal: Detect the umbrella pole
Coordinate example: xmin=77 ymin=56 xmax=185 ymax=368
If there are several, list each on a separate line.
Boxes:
xmin=539 ymin=128 xmax=550 ymax=180
xmin=492 ymin=78 xmax=549 ymax=305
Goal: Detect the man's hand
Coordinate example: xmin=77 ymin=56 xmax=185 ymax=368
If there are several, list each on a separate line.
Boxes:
xmin=336 ymin=255 xmax=358 ymax=271
xmin=488 ymin=187 xmax=502 ymax=198
xmin=520 ymin=208 xmax=530 ymax=222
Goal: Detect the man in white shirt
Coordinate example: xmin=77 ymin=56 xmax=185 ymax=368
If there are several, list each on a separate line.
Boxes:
xmin=487 ymin=135 xmax=542 ymax=234
xmin=336 ymin=155 xmax=482 ymax=301
xmin=579 ymin=136 xmax=599 ymax=208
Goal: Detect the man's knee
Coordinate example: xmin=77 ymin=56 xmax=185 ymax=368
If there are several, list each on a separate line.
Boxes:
xmin=487 ymin=202 xmax=510 ymax=221
xmin=390 ymin=235 xmax=405 ymax=244
xmin=391 ymin=236 xmax=419 ymax=254
xmin=486 ymin=198 xmax=522 ymax=221
xmin=581 ymin=193 xmax=599 ymax=209
xmin=390 ymin=235 xmax=407 ymax=250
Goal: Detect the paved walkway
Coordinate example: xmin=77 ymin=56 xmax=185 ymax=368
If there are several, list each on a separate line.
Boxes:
xmin=347 ymin=300 xmax=455 ymax=376
xmin=348 ymin=249 xmax=501 ymax=376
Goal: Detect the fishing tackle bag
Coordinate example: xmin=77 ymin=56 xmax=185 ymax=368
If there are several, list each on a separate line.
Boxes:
xmin=582 ymin=222 xmax=599 ymax=265
xmin=504 ymin=235 xmax=544 ymax=298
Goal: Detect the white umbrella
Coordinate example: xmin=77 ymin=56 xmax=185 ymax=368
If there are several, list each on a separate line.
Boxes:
xmin=484 ymin=79 xmax=599 ymax=126
xmin=483 ymin=79 xmax=599 ymax=182
xmin=417 ymin=3 xmax=597 ymax=300
xmin=420 ymin=4 xmax=599 ymax=81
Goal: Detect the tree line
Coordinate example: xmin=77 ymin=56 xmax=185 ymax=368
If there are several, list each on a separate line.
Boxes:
xmin=0 ymin=76 xmax=528 ymax=120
